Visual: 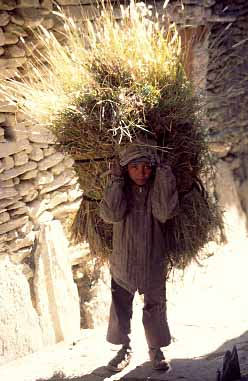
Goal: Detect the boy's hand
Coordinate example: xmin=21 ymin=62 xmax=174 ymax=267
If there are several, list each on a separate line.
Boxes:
xmin=109 ymin=158 xmax=123 ymax=177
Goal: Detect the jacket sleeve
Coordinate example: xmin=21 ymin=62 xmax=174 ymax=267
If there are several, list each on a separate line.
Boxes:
xmin=99 ymin=177 xmax=127 ymax=223
xmin=151 ymin=165 xmax=179 ymax=223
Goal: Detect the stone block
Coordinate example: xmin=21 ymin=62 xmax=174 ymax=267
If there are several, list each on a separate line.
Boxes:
xmin=0 ymin=100 xmax=18 ymax=113
xmin=0 ymin=139 xmax=31 ymax=158
xmin=8 ymin=235 xmax=34 ymax=252
xmin=1 ymin=56 xmax=27 ymax=68
xmin=28 ymin=126 xmax=55 ymax=144
xmin=41 ymin=16 xmax=54 ymax=29
xmin=16 ymin=0 xmax=40 ymax=7
xmin=4 ymin=33 xmax=19 ymax=45
xmin=0 ymin=161 xmax=37 ymax=181
xmin=17 ymin=8 xmax=44 ymax=28
xmin=15 ymin=180 xmax=36 ymax=197
xmin=0 ymin=27 xmax=5 ymax=46
xmin=56 ymin=0 xmax=81 ymax=4
xmin=4 ymin=23 xmax=28 ymax=37
xmin=0 ymin=46 xmax=4 ymax=56
xmin=0 ymin=211 xmax=10 ymax=224
xmin=6 ymin=229 xmax=18 ymax=241
xmin=0 ymin=196 xmax=20 ymax=209
xmin=48 ymin=190 xmax=67 ymax=209
xmin=0 ymin=178 xmax=14 ymax=187
xmin=67 ymin=187 xmax=82 ymax=202
xmin=17 ymin=220 xmax=33 ymax=237
xmin=43 ymin=146 xmax=56 ymax=157
xmin=9 ymin=206 xmax=28 ymax=217
xmin=0 ymin=11 xmax=10 ymax=27
xmin=5 ymin=44 xmax=26 ymax=58
xmin=40 ymin=0 xmax=53 ymax=10
xmin=23 ymin=190 xmax=38 ymax=202
xmin=10 ymin=247 xmax=31 ymax=264
xmin=0 ymin=257 xmax=43 ymax=364
xmin=0 ymin=1 xmax=16 ymax=11
xmin=50 ymin=161 xmax=65 ymax=176
xmin=0 ymin=113 xmax=6 ymax=123
xmin=0 ymin=187 xmax=18 ymax=200
xmin=13 ymin=176 xmax=20 ymax=185
xmin=10 ymin=14 xmax=25 ymax=26
xmin=2 ymin=156 xmax=14 ymax=170
xmin=52 ymin=199 xmax=81 ymax=218
xmin=40 ymin=169 xmax=74 ymax=194
xmin=26 ymin=198 xmax=50 ymax=220
xmin=38 ymin=152 xmax=64 ymax=171
xmin=7 ymin=200 xmax=25 ymax=210
xmin=0 ymin=216 xmax=28 ymax=234
xmin=34 ymin=171 xmax=54 ymax=186
xmin=34 ymin=221 xmax=80 ymax=345
xmin=13 ymin=151 xmax=29 ymax=166
xmin=20 ymin=169 xmax=38 ymax=180
xmin=29 ymin=146 xmax=43 ymax=161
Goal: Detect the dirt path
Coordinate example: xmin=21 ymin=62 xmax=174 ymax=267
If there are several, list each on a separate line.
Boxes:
xmin=1 ymin=239 xmax=248 ymax=381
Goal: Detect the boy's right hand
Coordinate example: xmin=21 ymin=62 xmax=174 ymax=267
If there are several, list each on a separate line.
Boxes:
xmin=109 ymin=158 xmax=123 ymax=177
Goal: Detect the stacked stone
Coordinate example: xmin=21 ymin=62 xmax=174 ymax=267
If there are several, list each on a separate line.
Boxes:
xmin=0 ymin=103 xmax=82 ymax=273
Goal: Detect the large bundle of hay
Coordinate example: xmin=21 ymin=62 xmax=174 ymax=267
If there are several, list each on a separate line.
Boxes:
xmin=2 ymin=1 xmax=224 ymax=268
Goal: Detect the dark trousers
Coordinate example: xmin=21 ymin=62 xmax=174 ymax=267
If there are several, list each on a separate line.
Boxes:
xmin=107 ymin=278 xmax=171 ymax=349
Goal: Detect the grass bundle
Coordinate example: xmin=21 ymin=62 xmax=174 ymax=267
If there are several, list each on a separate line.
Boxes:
xmin=1 ymin=1 xmax=224 ymax=268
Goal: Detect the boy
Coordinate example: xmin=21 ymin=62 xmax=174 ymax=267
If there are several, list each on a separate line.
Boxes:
xmin=100 ymin=139 xmax=178 ymax=372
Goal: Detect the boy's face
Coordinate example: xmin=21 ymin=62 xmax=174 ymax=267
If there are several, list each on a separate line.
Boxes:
xmin=127 ymin=161 xmax=153 ymax=186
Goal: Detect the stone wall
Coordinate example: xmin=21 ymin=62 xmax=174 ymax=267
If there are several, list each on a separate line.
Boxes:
xmin=0 ymin=0 xmax=247 ymax=364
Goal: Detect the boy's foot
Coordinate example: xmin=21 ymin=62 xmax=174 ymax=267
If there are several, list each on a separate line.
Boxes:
xmin=107 ymin=345 xmax=132 ymax=372
xmin=149 ymin=348 xmax=169 ymax=371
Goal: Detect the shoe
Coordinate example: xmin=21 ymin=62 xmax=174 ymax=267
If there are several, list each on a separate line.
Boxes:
xmin=107 ymin=345 xmax=132 ymax=372
xmin=149 ymin=348 xmax=169 ymax=371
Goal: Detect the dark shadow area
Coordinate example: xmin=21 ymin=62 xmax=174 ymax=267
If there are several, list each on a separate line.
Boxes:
xmin=36 ymin=331 xmax=248 ymax=381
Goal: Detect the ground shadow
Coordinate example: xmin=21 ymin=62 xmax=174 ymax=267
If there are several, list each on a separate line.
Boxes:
xmin=36 ymin=331 xmax=248 ymax=381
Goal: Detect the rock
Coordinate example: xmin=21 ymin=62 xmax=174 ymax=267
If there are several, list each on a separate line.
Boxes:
xmin=20 ymin=263 xmax=34 ymax=280
xmin=40 ymin=169 xmax=74 ymax=194
xmin=0 ymin=187 xmax=18 ymax=200
xmin=0 ymin=100 xmax=18 ymax=113
xmin=4 ymin=23 xmax=28 ymax=37
xmin=6 ymin=229 xmax=18 ymax=241
xmin=13 ymin=177 xmax=20 ymax=185
xmin=41 ymin=16 xmax=54 ymax=29
xmin=10 ymin=247 xmax=32 ymax=264
xmin=29 ymin=146 xmax=44 ymax=161
xmin=16 ymin=180 xmax=36 ymax=197
xmin=0 ymin=57 xmax=27 ymax=68
xmin=0 ymin=196 xmax=20 ymax=209
xmin=0 ymin=113 xmax=5 ymax=123
xmin=10 ymin=14 xmax=25 ymax=26
xmin=20 ymin=169 xmax=38 ymax=180
xmin=34 ymin=171 xmax=54 ymax=186
xmin=52 ymin=199 xmax=81 ymax=218
xmin=26 ymin=198 xmax=50 ymax=220
xmin=4 ymin=32 xmax=19 ymax=45
xmin=0 ymin=178 xmax=14 ymax=187
xmin=43 ymin=146 xmax=56 ymax=157
xmin=36 ymin=211 xmax=54 ymax=224
xmin=9 ymin=206 xmax=28 ymax=217
xmin=5 ymin=44 xmax=26 ymax=58
xmin=13 ymin=151 xmax=29 ymax=166
xmin=0 ymin=1 xmax=16 ymax=11
xmin=0 ymin=257 xmax=43 ymax=365
xmin=0 ymin=139 xmax=30 ymax=158
xmin=16 ymin=8 xmax=44 ymax=28
xmin=28 ymin=126 xmax=55 ymax=144
xmin=17 ymin=220 xmax=33 ymax=237
xmin=0 ymin=161 xmax=37 ymax=181
xmin=0 ymin=211 xmax=10 ymax=224
xmin=23 ymin=190 xmax=38 ymax=203
xmin=7 ymin=201 xmax=25 ymax=210
xmin=40 ymin=0 xmax=53 ymax=10
xmin=0 ymin=216 xmax=28 ymax=234
xmin=16 ymin=0 xmax=40 ymax=7
xmin=38 ymin=152 xmax=64 ymax=171
xmin=48 ymin=190 xmax=67 ymax=209
xmin=2 ymin=156 xmax=14 ymax=170
xmin=50 ymin=161 xmax=65 ymax=176
xmin=0 ymin=11 xmax=10 ymax=27
xmin=33 ymin=221 xmax=80 ymax=345
xmin=8 ymin=234 xmax=34 ymax=252
xmin=56 ymin=0 xmax=81 ymax=4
